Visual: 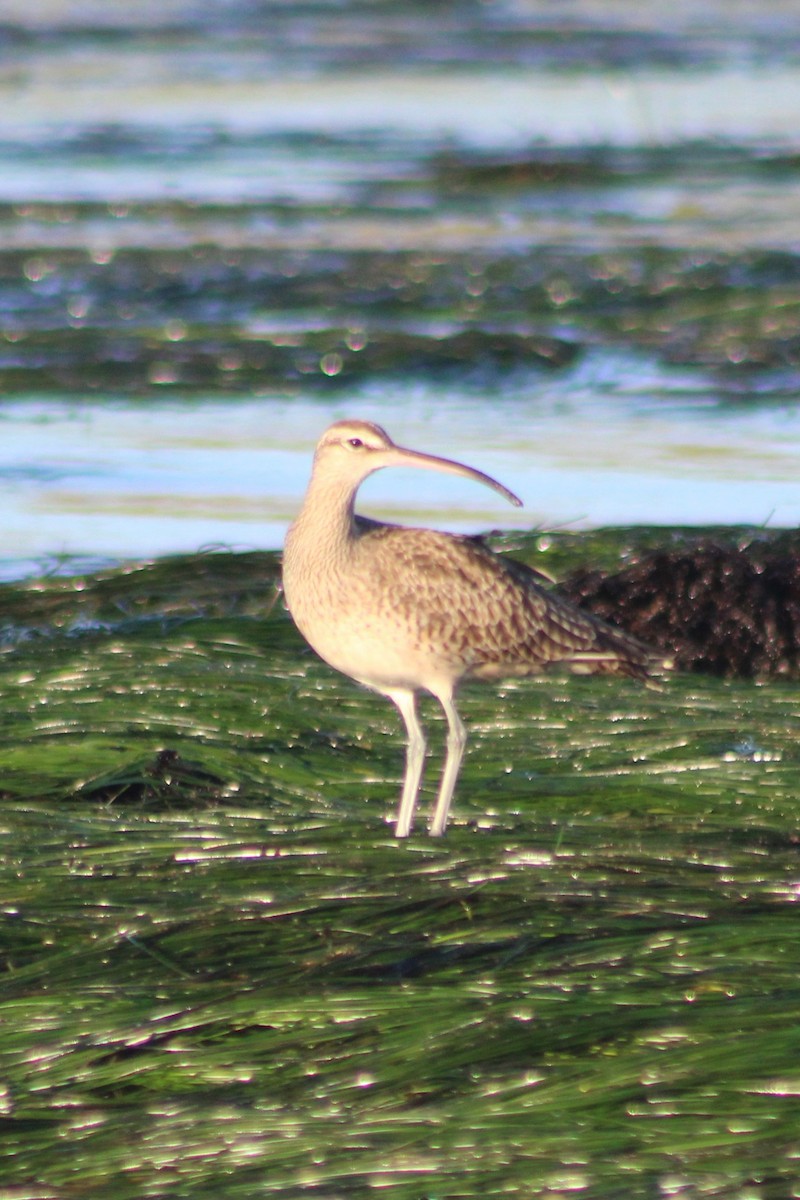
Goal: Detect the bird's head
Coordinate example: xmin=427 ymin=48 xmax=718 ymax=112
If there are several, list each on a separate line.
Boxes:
xmin=310 ymin=419 xmax=522 ymax=507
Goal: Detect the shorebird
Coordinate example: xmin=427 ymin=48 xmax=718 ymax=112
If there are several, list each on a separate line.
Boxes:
xmin=282 ymin=419 xmax=662 ymax=837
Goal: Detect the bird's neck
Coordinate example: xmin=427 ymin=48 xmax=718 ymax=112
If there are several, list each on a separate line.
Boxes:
xmin=290 ymin=472 xmax=360 ymax=561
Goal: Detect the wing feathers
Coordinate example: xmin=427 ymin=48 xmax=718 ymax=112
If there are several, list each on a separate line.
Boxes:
xmin=357 ymin=525 xmax=663 ymax=680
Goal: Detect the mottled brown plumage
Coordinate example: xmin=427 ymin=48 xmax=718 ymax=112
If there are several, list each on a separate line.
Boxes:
xmin=282 ymin=419 xmax=663 ymax=837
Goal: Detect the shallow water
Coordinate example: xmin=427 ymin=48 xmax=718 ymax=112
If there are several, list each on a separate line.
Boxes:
xmin=4 ymin=354 xmax=800 ymax=574
xmin=1 ymin=2 xmax=800 ymax=573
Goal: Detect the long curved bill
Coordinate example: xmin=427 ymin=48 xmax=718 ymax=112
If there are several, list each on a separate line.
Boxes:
xmin=384 ymin=443 xmax=523 ymax=508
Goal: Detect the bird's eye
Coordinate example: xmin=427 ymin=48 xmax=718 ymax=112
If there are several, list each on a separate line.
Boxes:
xmin=347 ymin=437 xmax=364 ymax=449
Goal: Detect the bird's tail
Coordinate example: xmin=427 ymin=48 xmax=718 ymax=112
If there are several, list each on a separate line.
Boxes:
xmin=548 ymin=594 xmax=672 ymax=682
xmin=566 ymin=614 xmax=671 ymax=681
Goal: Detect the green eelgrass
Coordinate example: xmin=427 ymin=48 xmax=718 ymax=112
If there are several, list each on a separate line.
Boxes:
xmin=0 ymin=535 xmax=799 ymax=1199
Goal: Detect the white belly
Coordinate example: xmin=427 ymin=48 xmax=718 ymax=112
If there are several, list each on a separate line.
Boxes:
xmin=293 ymin=603 xmax=460 ymax=694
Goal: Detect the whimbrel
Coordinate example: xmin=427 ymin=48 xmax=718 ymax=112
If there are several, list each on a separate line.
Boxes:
xmin=283 ymin=419 xmax=663 ymax=837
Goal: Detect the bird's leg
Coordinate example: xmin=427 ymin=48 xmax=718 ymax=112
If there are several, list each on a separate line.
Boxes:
xmin=429 ymin=695 xmax=466 ymax=837
xmin=388 ymin=690 xmax=426 ymax=838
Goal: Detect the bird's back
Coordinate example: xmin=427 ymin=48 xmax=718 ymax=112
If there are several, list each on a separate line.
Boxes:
xmin=350 ymin=523 xmax=659 ymax=683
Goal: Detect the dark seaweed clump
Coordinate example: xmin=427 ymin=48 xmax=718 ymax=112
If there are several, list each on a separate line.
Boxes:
xmin=74 ymin=748 xmax=230 ymax=809
xmin=565 ymin=541 xmax=800 ymax=679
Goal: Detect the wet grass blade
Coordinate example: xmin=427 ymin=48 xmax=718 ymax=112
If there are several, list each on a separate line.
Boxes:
xmin=1 ymin=543 xmax=799 ymax=1197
